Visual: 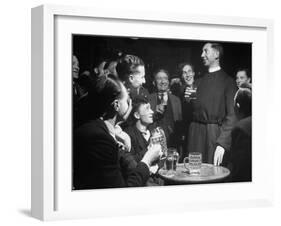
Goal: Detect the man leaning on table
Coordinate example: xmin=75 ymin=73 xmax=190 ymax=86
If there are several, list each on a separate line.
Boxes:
xmin=185 ymin=42 xmax=237 ymax=165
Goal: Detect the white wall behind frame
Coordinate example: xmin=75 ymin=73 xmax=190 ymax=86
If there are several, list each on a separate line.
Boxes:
xmin=0 ymin=0 xmax=280 ymax=225
xmin=55 ymin=11 xmax=270 ymax=218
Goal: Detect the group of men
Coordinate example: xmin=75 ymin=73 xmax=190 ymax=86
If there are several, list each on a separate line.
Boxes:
xmin=73 ymin=42 xmax=252 ymax=184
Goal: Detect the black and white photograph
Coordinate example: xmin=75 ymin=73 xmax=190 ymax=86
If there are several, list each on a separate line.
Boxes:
xmin=72 ymin=35 xmax=252 ymax=190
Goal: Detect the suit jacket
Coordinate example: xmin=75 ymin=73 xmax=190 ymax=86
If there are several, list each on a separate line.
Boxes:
xmin=229 ymin=116 xmax=252 ymax=182
xmin=148 ymin=92 xmax=182 ymax=122
xmin=73 ymin=119 xmax=150 ymax=189
xmin=124 ymin=125 xmax=149 ymax=163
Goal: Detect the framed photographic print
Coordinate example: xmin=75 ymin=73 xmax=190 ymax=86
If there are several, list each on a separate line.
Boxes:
xmin=31 ymin=4 xmax=274 ymax=221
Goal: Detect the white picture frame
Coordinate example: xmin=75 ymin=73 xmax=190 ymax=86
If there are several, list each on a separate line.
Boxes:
xmin=31 ymin=4 xmax=274 ymax=221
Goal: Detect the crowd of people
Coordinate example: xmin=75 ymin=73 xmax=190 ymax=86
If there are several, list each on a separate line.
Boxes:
xmin=72 ymin=42 xmax=252 ymax=189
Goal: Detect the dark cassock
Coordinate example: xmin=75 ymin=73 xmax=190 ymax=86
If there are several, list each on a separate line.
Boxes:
xmin=187 ymin=69 xmax=237 ymax=164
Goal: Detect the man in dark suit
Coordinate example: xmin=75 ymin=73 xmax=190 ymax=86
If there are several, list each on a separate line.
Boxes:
xmin=228 ymin=83 xmax=252 ymax=182
xmin=73 ymin=74 xmax=161 ymax=190
xmin=148 ymin=69 xmax=183 ymax=149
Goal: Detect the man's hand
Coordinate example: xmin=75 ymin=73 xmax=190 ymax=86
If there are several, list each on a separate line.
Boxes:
xmin=213 ymin=146 xmax=225 ymax=166
xmin=156 ymin=104 xmax=165 ymax=114
xmin=141 ymin=143 xmax=162 ymax=167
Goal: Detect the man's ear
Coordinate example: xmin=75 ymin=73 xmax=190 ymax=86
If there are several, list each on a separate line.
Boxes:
xmin=134 ymin=111 xmax=140 ymax=120
xmin=112 ymin=99 xmax=119 ymax=112
xmin=128 ymin=74 xmax=134 ymax=83
xmin=214 ymin=50 xmax=220 ymax=60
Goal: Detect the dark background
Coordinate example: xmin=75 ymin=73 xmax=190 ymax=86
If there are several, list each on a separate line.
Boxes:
xmin=73 ymin=34 xmax=252 ymax=89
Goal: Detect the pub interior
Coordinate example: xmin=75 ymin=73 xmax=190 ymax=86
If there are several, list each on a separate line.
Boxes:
xmin=72 ymin=34 xmax=252 ymax=189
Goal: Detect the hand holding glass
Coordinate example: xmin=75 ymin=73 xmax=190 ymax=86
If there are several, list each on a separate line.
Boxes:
xmin=184 ymin=85 xmax=197 ymax=101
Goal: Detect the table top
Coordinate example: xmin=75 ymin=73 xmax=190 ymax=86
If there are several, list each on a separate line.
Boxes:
xmin=158 ymin=163 xmax=230 ymax=184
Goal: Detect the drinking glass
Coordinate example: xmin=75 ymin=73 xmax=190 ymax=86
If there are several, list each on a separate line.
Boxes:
xmin=183 ymin=152 xmax=202 ymax=175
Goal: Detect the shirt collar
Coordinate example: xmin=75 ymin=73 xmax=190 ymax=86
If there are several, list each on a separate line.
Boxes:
xmin=208 ymin=66 xmax=221 ymax=73
xmin=103 ymin=120 xmax=116 ymax=140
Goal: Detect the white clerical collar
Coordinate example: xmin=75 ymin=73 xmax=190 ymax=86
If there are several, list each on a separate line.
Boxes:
xmin=208 ymin=66 xmax=221 ymax=73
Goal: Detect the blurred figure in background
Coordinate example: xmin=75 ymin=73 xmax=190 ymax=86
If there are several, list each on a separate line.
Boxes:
xmin=72 ymin=55 xmax=88 ymax=105
xmin=178 ymin=62 xmax=196 ymax=160
xmin=236 ymin=68 xmax=251 ymax=88
xmin=228 ymin=82 xmax=252 ymax=182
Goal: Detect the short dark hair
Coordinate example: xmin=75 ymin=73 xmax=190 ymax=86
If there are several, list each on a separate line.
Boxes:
xmin=236 ymin=68 xmax=251 ymax=79
xmin=235 ymin=83 xmax=252 ymax=117
xmin=116 ymin=54 xmax=144 ymax=82
xmin=132 ymin=95 xmax=149 ymax=114
xmin=153 ymin=68 xmax=170 ymax=80
xmin=87 ymin=73 xmax=124 ymax=119
xmin=178 ymin=62 xmax=195 ymax=73
xmin=128 ymin=95 xmax=149 ymax=123
xmin=210 ymin=43 xmax=224 ymax=59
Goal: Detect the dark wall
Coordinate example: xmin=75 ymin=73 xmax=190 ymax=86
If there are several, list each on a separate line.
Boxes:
xmin=73 ymin=34 xmax=252 ymax=84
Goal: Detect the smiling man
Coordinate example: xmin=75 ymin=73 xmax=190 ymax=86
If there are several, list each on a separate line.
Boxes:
xmin=148 ymin=69 xmax=182 ymax=147
xmin=185 ymin=43 xmax=237 ymax=166
xmin=116 ymin=54 xmax=149 ymax=100
xmin=125 ymin=96 xmax=154 ymax=163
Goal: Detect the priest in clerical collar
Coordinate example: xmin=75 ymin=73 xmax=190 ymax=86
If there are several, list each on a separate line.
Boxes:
xmin=185 ymin=42 xmax=237 ymax=166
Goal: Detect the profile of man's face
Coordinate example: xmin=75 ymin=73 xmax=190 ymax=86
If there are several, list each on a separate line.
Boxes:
xmin=129 ymin=65 xmax=146 ymax=89
xmin=135 ymin=103 xmax=154 ymax=125
xmin=201 ymin=43 xmax=219 ymax=67
xmin=155 ymin=71 xmax=169 ymax=92
xmin=72 ymin=55 xmax=80 ymax=79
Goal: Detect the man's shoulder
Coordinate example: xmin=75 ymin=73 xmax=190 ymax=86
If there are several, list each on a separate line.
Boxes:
xmin=75 ymin=119 xmax=107 ymax=138
xmin=140 ymin=86 xmax=150 ymax=97
xmin=148 ymin=92 xmax=157 ymax=101
xmin=124 ymin=125 xmax=138 ymax=135
xmin=233 ymin=116 xmax=252 ymax=136
xmin=169 ymin=93 xmax=181 ymax=103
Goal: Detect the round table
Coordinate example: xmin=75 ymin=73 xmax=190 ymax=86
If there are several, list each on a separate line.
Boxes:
xmin=157 ymin=163 xmax=230 ymax=184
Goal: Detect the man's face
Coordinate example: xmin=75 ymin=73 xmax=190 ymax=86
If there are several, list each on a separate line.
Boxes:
xmin=135 ymin=103 xmax=154 ymax=125
xmin=236 ymin=71 xmax=250 ymax=88
xmin=182 ymin=65 xmax=195 ymax=85
xmin=128 ymin=65 xmax=146 ymax=89
xmin=72 ymin=55 xmax=80 ymax=79
xmin=201 ymin=43 xmax=218 ymax=67
xmin=155 ymin=71 xmax=169 ymax=92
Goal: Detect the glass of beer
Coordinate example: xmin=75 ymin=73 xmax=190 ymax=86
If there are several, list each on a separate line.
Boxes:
xmin=165 ymin=148 xmax=179 ymax=171
xmin=183 ymin=152 xmax=202 ymax=175
xmin=189 ymin=84 xmax=197 ymax=100
xmin=184 ymin=84 xmax=197 ymax=102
